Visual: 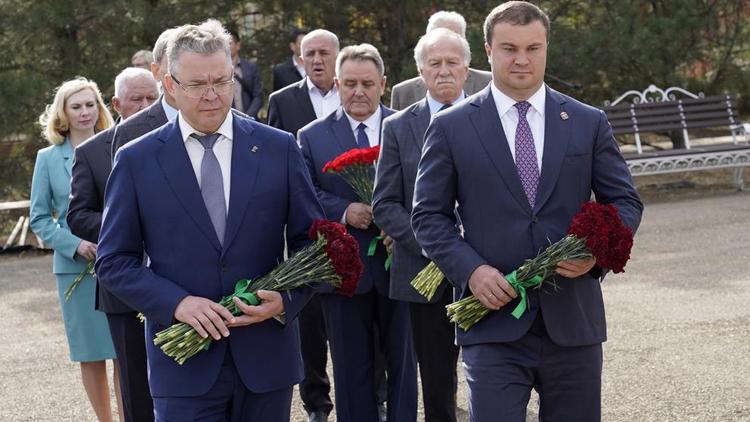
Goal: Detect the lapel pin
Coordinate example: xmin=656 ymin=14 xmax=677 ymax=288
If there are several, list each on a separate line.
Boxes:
xmin=560 ymin=111 xmax=569 ymax=120
xmin=251 ymin=146 xmax=259 ymax=153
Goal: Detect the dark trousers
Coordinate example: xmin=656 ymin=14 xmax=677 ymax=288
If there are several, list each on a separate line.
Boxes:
xmin=323 ymin=290 xmax=418 ymax=422
xmin=410 ymin=288 xmax=460 ymax=422
xmin=153 ymin=353 xmax=292 ymax=421
xmin=298 ymin=295 xmax=333 ymax=414
xmin=462 ymin=313 xmax=602 ymax=422
xmin=106 ymin=311 xmax=154 ymax=422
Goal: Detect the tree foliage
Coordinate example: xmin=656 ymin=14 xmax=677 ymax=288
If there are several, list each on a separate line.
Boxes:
xmin=1 ymin=0 xmax=748 ymax=199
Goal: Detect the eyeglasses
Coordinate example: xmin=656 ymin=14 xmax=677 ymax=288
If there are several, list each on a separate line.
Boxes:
xmin=171 ymin=75 xmax=235 ymax=99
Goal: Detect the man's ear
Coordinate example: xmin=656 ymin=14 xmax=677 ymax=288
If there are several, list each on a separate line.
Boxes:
xmin=111 ymin=96 xmax=122 ymax=116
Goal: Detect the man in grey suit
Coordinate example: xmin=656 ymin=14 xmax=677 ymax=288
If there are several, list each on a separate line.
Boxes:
xmin=373 ymin=28 xmax=469 ymax=422
xmin=112 ymin=28 xmax=179 ymax=155
xmin=390 ymin=11 xmax=491 ymax=111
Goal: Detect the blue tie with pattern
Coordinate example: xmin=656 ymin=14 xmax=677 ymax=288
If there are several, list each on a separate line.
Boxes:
xmin=356 ymin=122 xmax=370 ymax=149
xmin=513 ymin=101 xmax=539 ymax=207
xmin=194 ymin=133 xmax=226 ymax=245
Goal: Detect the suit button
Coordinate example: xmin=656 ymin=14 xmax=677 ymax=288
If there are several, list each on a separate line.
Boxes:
xmin=532 ymin=216 xmax=539 ymax=223
xmin=220 ymin=263 xmax=227 ymax=272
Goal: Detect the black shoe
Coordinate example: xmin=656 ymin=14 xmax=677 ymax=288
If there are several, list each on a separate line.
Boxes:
xmin=377 ymin=402 xmax=387 ymax=422
xmin=308 ymin=410 xmax=329 ymax=422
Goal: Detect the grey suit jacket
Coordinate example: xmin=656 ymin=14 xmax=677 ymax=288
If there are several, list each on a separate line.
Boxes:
xmin=373 ymin=99 xmax=454 ymax=303
xmin=390 ymin=67 xmax=492 ymax=110
xmin=111 ymin=97 xmax=169 ymax=157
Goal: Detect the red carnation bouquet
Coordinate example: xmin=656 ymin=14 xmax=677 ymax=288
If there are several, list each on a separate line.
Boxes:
xmin=323 ymin=145 xmax=390 ymax=265
xmin=446 ymin=202 xmax=634 ymax=331
xmin=154 ymin=220 xmax=363 ymax=364
xmin=323 ymin=145 xmax=380 ymax=205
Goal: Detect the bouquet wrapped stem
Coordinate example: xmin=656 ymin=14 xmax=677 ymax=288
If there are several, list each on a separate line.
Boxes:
xmin=64 ymin=260 xmax=95 ymax=302
xmin=447 ymin=202 xmax=634 ymax=331
xmin=154 ymin=220 xmax=363 ymax=365
xmin=410 ymin=261 xmax=445 ymax=301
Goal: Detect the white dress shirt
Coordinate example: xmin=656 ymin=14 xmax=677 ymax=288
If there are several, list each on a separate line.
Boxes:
xmin=426 ymin=91 xmax=466 ymax=117
xmin=161 ymin=96 xmax=178 ymax=122
xmin=307 ymin=78 xmax=340 ymax=119
xmin=178 ymin=111 xmax=233 ymax=211
xmin=490 ymin=83 xmax=546 ymax=170
xmin=340 ymin=107 xmax=382 ymax=222
xmin=344 ymin=107 xmax=383 ymax=147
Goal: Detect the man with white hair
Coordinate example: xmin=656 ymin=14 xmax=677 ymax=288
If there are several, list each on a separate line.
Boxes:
xmin=112 ymin=27 xmax=180 ymax=155
xmin=390 ymin=11 xmax=491 ymax=110
xmin=97 ymin=20 xmax=325 ymax=420
xmin=373 ymin=27 xmax=469 ymax=422
xmin=68 ymin=66 xmax=159 ymax=422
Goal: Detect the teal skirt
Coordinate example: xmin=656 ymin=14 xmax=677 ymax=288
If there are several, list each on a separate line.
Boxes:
xmin=55 ymin=273 xmax=116 ymax=362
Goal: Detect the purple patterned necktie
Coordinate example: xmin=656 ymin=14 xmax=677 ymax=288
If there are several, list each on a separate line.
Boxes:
xmin=514 ymin=101 xmax=539 ymax=207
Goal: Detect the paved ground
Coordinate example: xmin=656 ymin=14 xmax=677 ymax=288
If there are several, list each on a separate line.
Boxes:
xmin=1 ymin=178 xmax=749 ymax=421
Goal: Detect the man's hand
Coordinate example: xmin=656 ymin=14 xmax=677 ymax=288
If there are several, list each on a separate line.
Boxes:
xmin=76 ymin=240 xmax=97 ymax=261
xmin=228 ymin=290 xmax=285 ymax=327
xmin=556 ymin=257 xmax=596 ymax=278
xmin=468 ymin=264 xmax=518 ymax=310
xmin=174 ymin=296 xmax=235 ymax=340
xmin=345 ymin=203 xmax=373 ymax=230
xmin=381 ymin=230 xmax=393 ymax=254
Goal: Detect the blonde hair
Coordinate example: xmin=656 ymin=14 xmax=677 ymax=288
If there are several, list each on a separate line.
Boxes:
xmin=38 ymin=77 xmax=114 ymax=145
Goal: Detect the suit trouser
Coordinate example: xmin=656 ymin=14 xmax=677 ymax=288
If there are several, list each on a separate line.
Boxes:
xmin=410 ymin=288 xmax=460 ymax=422
xmin=106 ymin=311 xmax=154 ymax=422
xmin=322 ymin=290 xmax=418 ymax=422
xmin=152 ymin=352 xmax=292 ymax=421
xmin=298 ymin=295 xmax=334 ymax=414
xmin=462 ymin=313 xmax=602 ymax=422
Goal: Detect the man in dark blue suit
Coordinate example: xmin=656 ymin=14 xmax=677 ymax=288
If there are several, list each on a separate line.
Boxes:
xmin=412 ymin=3 xmax=643 ymax=421
xmin=229 ymin=29 xmax=263 ymax=119
xmin=272 ymin=28 xmax=307 ymax=92
xmin=97 ymin=20 xmax=324 ymax=421
xmin=300 ymin=44 xmax=417 ymax=422
xmin=67 ymin=66 xmax=159 ymax=422
xmin=372 ymin=28 xmax=470 ymax=422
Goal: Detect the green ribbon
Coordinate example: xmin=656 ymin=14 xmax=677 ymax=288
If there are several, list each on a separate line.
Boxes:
xmin=232 ymin=279 xmax=260 ymax=307
xmin=384 ymin=254 xmax=392 ymax=270
xmin=505 ymin=271 xmax=543 ymax=319
xmin=367 ymin=234 xmax=382 ymax=256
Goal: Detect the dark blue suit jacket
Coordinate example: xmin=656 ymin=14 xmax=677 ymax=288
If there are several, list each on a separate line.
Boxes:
xmin=412 ymin=86 xmax=643 ymax=347
xmin=299 ymin=106 xmax=394 ymax=296
xmin=96 ymin=111 xmax=325 ymax=397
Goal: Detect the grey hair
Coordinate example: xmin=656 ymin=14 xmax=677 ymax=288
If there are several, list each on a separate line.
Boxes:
xmin=114 ymin=67 xmax=155 ymax=97
xmin=131 ymin=49 xmax=154 ymax=64
xmin=335 ymin=43 xmax=385 ymax=77
xmin=426 ymin=11 xmax=467 ymax=39
xmin=152 ymin=27 xmax=178 ymax=66
xmin=167 ymin=19 xmax=232 ymax=75
xmin=414 ymin=27 xmax=471 ymax=70
xmin=300 ymin=29 xmax=340 ymax=54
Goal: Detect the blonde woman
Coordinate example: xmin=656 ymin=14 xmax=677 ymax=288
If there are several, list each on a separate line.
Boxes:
xmin=30 ymin=77 xmax=121 ymax=422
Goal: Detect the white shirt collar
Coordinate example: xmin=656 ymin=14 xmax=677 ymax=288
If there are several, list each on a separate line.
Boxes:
xmin=161 ymin=96 xmax=178 ymax=122
xmin=426 ymin=91 xmax=466 ymax=116
xmin=344 ymin=106 xmax=382 ymax=133
xmin=306 ymin=77 xmax=336 ymax=97
xmin=490 ymin=83 xmax=546 ymax=119
xmin=178 ymin=110 xmax=234 ymax=143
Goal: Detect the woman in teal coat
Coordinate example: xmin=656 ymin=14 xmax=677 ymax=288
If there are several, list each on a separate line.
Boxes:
xmin=30 ymin=77 xmax=121 ymax=422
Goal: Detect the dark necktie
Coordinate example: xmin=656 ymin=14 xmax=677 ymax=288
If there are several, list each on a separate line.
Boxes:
xmin=439 ymin=103 xmax=451 ymax=111
xmin=356 ymin=122 xmax=370 ymax=149
xmin=513 ymin=101 xmax=539 ymax=207
xmin=194 ymin=133 xmax=226 ymax=245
